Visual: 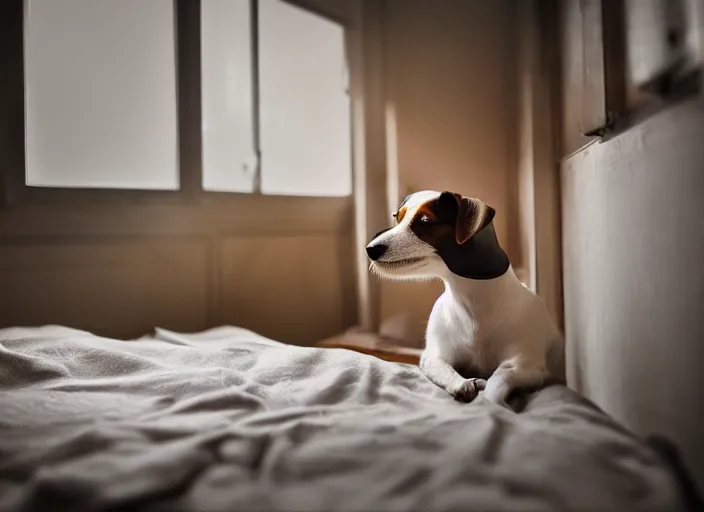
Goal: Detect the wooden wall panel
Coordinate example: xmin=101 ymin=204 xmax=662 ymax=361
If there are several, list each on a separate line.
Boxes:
xmin=219 ymin=234 xmax=353 ymax=345
xmin=0 ymin=237 xmax=210 ymax=339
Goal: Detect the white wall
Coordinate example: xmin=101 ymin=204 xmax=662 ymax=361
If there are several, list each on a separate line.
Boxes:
xmin=562 ymin=99 xmax=704 ymax=488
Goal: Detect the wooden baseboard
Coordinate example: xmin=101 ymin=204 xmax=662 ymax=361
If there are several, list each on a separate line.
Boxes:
xmin=317 ymin=332 xmax=422 ymax=365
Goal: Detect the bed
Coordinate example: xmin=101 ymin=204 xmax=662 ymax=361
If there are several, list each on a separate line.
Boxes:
xmin=0 ymin=325 xmax=697 ymax=511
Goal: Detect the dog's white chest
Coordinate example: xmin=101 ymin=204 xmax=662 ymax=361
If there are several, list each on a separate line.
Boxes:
xmin=426 ymin=291 xmax=493 ymax=369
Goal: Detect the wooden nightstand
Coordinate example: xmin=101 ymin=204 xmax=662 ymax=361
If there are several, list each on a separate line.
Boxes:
xmin=317 ymin=332 xmax=422 ymax=365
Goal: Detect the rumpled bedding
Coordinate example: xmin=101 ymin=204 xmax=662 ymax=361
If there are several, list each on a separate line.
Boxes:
xmin=0 ymin=325 xmax=690 ymax=511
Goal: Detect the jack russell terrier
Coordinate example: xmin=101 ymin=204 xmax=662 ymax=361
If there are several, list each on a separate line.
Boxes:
xmin=366 ymin=190 xmax=565 ymax=408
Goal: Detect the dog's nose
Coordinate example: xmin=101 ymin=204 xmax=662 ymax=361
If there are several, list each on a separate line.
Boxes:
xmin=366 ymin=243 xmax=387 ymax=261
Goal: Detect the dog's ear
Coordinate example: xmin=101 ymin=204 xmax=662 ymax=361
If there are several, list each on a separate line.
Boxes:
xmin=438 ymin=192 xmax=495 ymax=245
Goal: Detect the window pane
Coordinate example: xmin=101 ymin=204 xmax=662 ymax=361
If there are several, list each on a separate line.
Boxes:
xmin=259 ymin=0 xmax=351 ymax=197
xmin=201 ymin=0 xmax=256 ymax=193
xmin=24 ymin=0 xmax=178 ymax=190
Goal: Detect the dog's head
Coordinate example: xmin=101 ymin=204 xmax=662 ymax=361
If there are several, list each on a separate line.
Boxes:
xmin=366 ymin=190 xmax=507 ymax=280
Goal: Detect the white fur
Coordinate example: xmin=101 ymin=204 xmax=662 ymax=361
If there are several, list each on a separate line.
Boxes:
xmin=368 ymin=190 xmax=565 ymax=408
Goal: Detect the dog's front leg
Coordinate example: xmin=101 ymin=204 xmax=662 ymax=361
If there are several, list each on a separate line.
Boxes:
xmin=420 ymin=353 xmax=486 ymax=402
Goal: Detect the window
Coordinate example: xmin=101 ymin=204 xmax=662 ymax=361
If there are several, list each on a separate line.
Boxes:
xmin=257 ymin=0 xmax=351 ymax=196
xmin=558 ymin=0 xmax=702 ymax=157
xmin=625 ymin=0 xmax=701 ymax=95
xmin=23 ymin=0 xmax=352 ymax=197
xmin=201 ymin=0 xmax=256 ymax=193
xmin=24 ymin=0 xmax=179 ymax=190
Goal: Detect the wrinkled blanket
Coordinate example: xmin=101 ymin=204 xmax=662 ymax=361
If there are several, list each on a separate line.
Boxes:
xmin=0 ymin=325 xmax=689 ymax=511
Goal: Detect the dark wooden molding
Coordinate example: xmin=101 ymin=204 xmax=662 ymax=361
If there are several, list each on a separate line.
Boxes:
xmin=579 ymin=0 xmax=608 ymax=137
xmin=280 ymin=0 xmax=354 ymax=28
xmin=557 ymin=0 xmax=603 ymax=157
xmin=601 ymin=68 xmax=701 ymax=142
xmin=601 ymin=0 xmax=627 ymax=129
xmin=537 ymin=0 xmax=564 ymax=164
xmin=317 ymin=332 xmax=422 ymax=365
xmin=250 ymin=0 xmax=262 ymax=194
xmin=0 ymin=0 xmax=25 ymax=207
xmin=580 ymin=0 xmax=701 ymax=142
xmin=176 ymin=0 xmax=203 ymax=200
xmin=0 ymin=195 xmax=353 ymax=239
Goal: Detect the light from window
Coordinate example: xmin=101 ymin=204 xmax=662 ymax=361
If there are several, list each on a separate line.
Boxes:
xmin=201 ymin=0 xmax=257 ymax=193
xmin=258 ymin=0 xmax=352 ymax=197
xmin=24 ymin=0 xmax=179 ymax=190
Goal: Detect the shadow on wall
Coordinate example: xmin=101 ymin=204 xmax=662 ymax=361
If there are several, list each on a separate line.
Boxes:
xmin=378 ymin=0 xmax=520 ymax=344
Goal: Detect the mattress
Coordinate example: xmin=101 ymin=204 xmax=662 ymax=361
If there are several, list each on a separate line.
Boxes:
xmin=0 ymin=325 xmax=694 ymax=511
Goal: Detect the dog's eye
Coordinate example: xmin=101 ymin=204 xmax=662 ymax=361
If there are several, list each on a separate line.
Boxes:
xmin=419 ymin=215 xmax=434 ymax=224
xmin=392 ymin=212 xmax=399 ymax=222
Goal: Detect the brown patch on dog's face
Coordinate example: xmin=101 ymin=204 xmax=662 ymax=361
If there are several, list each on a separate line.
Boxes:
xmin=393 ymin=206 xmax=408 ymax=223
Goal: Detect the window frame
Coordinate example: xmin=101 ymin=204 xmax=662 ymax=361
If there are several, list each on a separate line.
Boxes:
xmin=1 ymin=0 xmax=199 ymax=207
xmin=557 ymin=0 xmax=703 ymax=159
xmin=1 ymin=0 xmax=354 ymax=209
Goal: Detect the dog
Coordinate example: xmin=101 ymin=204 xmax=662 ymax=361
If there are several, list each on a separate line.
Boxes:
xmin=366 ymin=190 xmax=565 ymax=408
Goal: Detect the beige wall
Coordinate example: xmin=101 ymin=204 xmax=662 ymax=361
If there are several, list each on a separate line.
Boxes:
xmin=378 ymin=0 xmax=519 ymax=344
xmin=561 ymin=99 xmax=704 ymax=488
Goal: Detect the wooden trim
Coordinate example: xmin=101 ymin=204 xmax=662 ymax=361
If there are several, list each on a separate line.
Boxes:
xmin=0 ymin=0 xmax=25 ymax=207
xmin=250 ymin=0 xmax=262 ymax=194
xmin=601 ymin=0 xmax=627 ymax=126
xmin=0 ymin=195 xmax=353 ymax=238
xmin=579 ymin=0 xmax=608 ymax=136
xmin=598 ymin=0 xmax=701 ymax=139
xmin=517 ymin=0 xmax=565 ymax=330
xmin=601 ymin=68 xmax=702 ymax=140
xmin=320 ymin=344 xmax=421 ymax=365
xmin=349 ymin=0 xmax=388 ymax=333
xmin=176 ymin=0 xmax=203 ymax=199
xmin=317 ymin=334 xmax=422 ymax=365
xmin=601 ymin=0 xmax=702 ymax=140
xmin=537 ymin=0 xmax=565 ymax=330
xmin=698 ymin=0 xmax=704 ymax=97
xmin=281 ymin=0 xmax=357 ymax=28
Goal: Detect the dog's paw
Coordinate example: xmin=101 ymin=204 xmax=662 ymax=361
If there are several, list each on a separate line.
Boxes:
xmin=449 ymin=378 xmax=486 ymax=403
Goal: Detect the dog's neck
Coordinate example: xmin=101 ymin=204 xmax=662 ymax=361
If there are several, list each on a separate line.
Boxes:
xmin=443 ymin=266 xmax=523 ymax=317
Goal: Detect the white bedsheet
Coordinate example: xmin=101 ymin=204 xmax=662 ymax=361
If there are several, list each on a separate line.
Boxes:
xmin=0 ymin=325 xmax=690 ymax=511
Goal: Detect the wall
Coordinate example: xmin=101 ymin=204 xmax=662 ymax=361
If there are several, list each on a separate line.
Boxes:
xmin=0 ymin=199 xmax=355 ymax=345
xmin=515 ymin=0 xmax=563 ymax=327
xmin=561 ymin=99 xmax=704 ymax=487
xmin=379 ymin=0 xmax=519 ymax=344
